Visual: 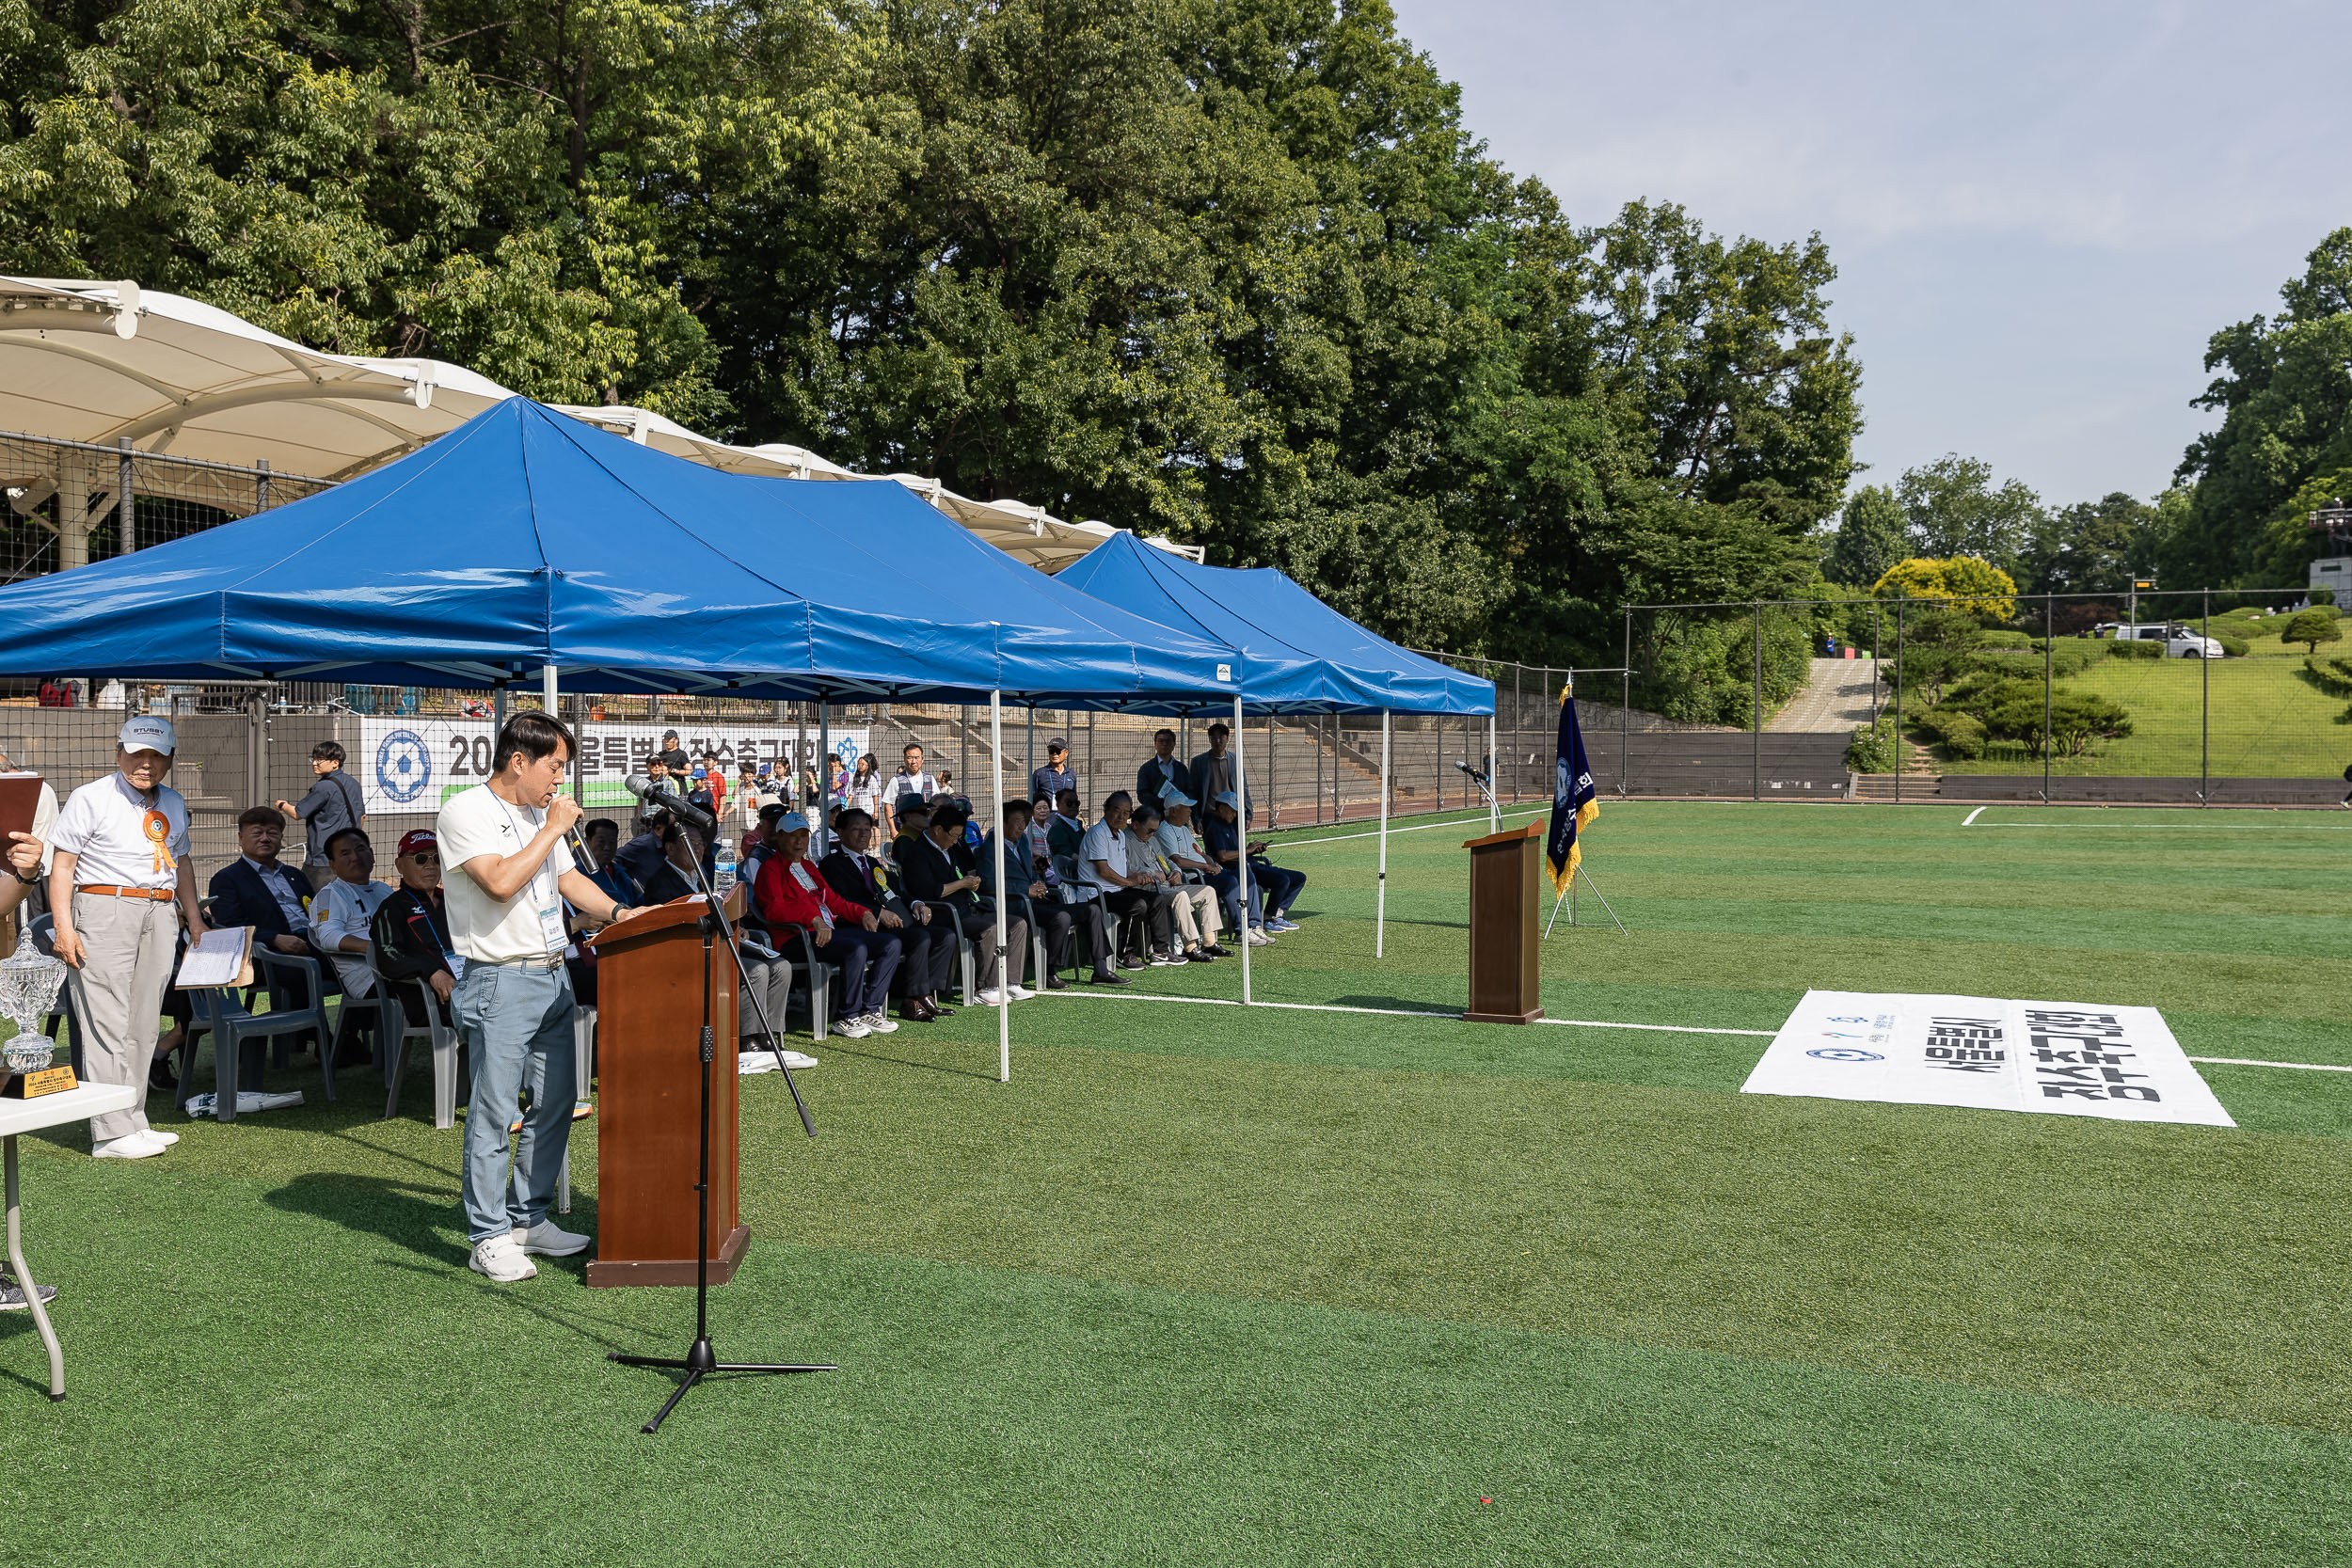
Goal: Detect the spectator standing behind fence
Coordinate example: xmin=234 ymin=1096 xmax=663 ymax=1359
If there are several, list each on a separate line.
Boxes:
xmin=276 ymin=740 xmax=364 ymax=870
xmin=655 ymin=730 xmax=689 ymax=773
xmin=49 ymin=717 xmax=207 ymax=1160
xmin=1191 ymin=724 xmax=1243 ymax=821
xmin=847 ymin=754 xmax=884 ymax=825
xmin=310 ymin=826 xmax=394 ymax=1010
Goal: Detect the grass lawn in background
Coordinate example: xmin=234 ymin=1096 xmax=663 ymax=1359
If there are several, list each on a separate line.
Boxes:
xmin=2 ymin=800 xmax=2346 ymax=1566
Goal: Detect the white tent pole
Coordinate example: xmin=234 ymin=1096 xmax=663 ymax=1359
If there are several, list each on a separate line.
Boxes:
xmin=1376 ymin=709 xmax=1390 ymax=958
xmin=1487 ymin=710 xmax=1499 ymax=835
xmin=1233 ymin=693 xmax=1251 ymax=1006
xmin=993 ymin=690 xmax=1009 ymax=1082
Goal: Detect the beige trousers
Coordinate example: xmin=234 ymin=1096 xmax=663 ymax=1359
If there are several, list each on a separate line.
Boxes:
xmin=66 ymin=892 xmax=178 ymax=1142
xmin=1169 ymin=884 xmax=1221 ymax=948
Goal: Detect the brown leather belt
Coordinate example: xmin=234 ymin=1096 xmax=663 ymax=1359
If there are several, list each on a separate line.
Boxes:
xmin=78 ymin=885 xmax=173 ymax=902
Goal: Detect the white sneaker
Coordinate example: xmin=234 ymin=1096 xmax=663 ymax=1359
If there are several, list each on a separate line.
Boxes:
xmin=512 ymin=1219 xmax=591 ymax=1257
xmin=92 ymin=1131 xmax=168 ymax=1160
xmin=147 ymin=1128 xmax=181 ymax=1146
xmin=1246 ymin=928 xmax=1274 ymax=946
xmin=862 ymin=1011 xmax=900 ymax=1034
xmin=976 ymin=988 xmax=1006 ymax=1006
xmin=834 ymin=1017 xmax=872 ymax=1038
xmin=1007 ymin=985 xmax=1035 ymax=1000
xmin=469 ymin=1234 xmax=537 ymax=1282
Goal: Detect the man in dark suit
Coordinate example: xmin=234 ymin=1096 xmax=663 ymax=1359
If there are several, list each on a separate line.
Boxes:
xmin=1136 ymin=728 xmax=1190 ymax=811
xmin=898 ymin=804 xmax=1030 ymax=1003
xmin=207 ymin=805 xmax=334 ymax=1018
xmin=818 ymin=807 xmax=952 ymax=1022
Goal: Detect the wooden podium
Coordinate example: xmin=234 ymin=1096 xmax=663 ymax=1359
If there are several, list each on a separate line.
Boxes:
xmin=584 ymin=891 xmax=750 ymax=1287
xmin=1462 ymin=822 xmax=1544 ymax=1024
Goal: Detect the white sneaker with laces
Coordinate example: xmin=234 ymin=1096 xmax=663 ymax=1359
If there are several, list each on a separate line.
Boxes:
xmin=147 ymin=1128 xmax=181 ymax=1146
xmin=977 ymin=988 xmax=1006 ymax=1006
xmin=1007 ymin=984 xmax=1035 ymax=1000
xmin=513 ymin=1219 xmax=592 ymax=1257
xmin=469 ymin=1234 xmax=538 ymax=1282
xmin=1246 ymin=928 xmax=1274 ymax=946
xmin=834 ymin=1017 xmax=872 ymax=1038
xmin=862 ymin=1011 xmax=900 ymax=1034
xmin=92 ymin=1131 xmax=168 ymax=1160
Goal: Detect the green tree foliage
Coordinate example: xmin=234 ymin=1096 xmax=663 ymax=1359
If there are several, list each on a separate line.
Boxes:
xmin=1825 ymin=483 xmax=1903 ymax=586
xmin=2280 ymin=610 xmax=2343 ymax=655
xmin=2024 ymin=492 xmax=2157 ymax=595
xmin=2171 ymin=229 xmax=2352 ymax=587
xmin=0 ymin=0 xmax=1860 ymax=664
xmin=1895 ymin=454 xmax=2044 ymax=572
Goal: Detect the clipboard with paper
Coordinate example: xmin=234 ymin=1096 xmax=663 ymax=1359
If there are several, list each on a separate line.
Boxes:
xmin=175 ymin=926 xmax=256 ymax=990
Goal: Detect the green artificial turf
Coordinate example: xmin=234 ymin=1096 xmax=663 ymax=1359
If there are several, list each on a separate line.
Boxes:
xmin=3 ymin=800 xmax=2346 ymax=1566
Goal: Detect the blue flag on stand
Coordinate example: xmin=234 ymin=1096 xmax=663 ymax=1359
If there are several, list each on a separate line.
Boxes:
xmin=1546 ymin=682 xmax=1599 ymax=896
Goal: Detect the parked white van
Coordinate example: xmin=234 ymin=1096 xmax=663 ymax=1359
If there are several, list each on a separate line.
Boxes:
xmin=2092 ymin=623 xmax=2226 ymax=658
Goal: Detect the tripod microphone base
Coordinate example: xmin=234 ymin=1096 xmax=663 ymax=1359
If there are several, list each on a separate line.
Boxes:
xmin=610 ymin=1341 xmax=835 ymax=1433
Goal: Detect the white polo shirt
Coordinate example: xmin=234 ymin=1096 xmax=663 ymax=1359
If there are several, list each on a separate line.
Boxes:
xmin=51 ymin=772 xmax=191 ymax=891
xmin=311 ymin=878 xmax=395 ymax=996
xmin=437 ymin=783 xmax=577 ymax=964
xmin=1076 ymin=819 xmax=1128 ymax=893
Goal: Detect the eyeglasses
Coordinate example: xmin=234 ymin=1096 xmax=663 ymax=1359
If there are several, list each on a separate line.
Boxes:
xmin=406 ymin=852 xmax=440 ymax=865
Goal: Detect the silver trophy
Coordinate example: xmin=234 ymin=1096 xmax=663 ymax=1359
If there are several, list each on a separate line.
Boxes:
xmin=0 ymin=943 xmax=70 ymax=1079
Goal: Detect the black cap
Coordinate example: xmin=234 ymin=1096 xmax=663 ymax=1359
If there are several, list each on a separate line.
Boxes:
xmin=1047 ymin=737 xmax=1068 ymax=752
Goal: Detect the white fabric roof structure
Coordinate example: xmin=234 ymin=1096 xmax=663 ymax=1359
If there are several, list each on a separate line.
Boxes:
xmin=0 ymin=275 xmax=1200 ymax=572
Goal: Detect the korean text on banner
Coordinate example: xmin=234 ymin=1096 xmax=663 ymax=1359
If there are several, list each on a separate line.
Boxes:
xmin=358 ymin=719 xmax=870 ymax=815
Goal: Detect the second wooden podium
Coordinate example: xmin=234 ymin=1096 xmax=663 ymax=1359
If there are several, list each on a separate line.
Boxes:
xmin=1462 ymin=822 xmax=1545 ymax=1024
xmin=585 ymin=891 xmax=749 ymax=1287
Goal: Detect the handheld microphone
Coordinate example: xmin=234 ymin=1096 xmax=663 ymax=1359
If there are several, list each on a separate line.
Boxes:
xmin=625 ymin=771 xmax=718 ymax=832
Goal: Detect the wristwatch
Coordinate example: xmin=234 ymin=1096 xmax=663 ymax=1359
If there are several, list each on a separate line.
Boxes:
xmin=7 ymin=862 xmax=35 ymax=886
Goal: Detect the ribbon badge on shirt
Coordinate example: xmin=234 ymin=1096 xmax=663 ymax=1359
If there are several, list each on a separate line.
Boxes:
xmin=142 ymin=809 xmax=175 ymax=875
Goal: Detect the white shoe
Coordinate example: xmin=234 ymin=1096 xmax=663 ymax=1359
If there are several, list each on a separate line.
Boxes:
xmin=1007 ymin=985 xmax=1035 ymax=1000
xmin=147 ymin=1128 xmax=181 ymax=1146
xmin=469 ymin=1234 xmax=537 ymax=1282
xmin=834 ymin=1017 xmax=872 ymax=1038
xmin=512 ymin=1219 xmax=591 ymax=1257
xmin=1246 ymin=928 xmax=1274 ymax=946
xmin=862 ymin=1011 xmax=900 ymax=1034
xmin=976 ymin=988 xmax=1006 ymax=1006
xmin=92 ymin=1131 xmax=167 ymax=1160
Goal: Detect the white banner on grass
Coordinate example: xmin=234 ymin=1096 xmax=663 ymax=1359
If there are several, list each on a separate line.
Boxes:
xmin=1741 ymin=990 xmax=2233 ymax=1127
xmin=358 ymin=718 xmax=869 ymax=815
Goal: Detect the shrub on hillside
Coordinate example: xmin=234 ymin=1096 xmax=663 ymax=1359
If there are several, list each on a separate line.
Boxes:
xmin=2281 ymin=610 xmax=2344 ymax=654
xmin=1846 ymin=716 xmax=1899 ymax=773
xmin=1917 ymin=708 xmax=1988 ymax=760
xmin=1984 ymin=691 xmax=2133 ymax=758
xmin=1975 ymin=629 xmax=2031 ymax=650
xmin=2109 ymin=639 xmax=2161 ymax=660
xmin=2213 ymin=631 xmax=2249 ymax=657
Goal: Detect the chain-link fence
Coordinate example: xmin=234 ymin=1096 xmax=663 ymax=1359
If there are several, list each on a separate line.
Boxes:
xmin=1608 ymin=589 xmax=2349 ymax=804
xmin=0 ymin=430 xmax=334 ymax=582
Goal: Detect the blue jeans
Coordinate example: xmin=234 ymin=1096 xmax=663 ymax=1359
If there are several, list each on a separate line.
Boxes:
xmin=455 ymin=961 xmax=579 ymax=1244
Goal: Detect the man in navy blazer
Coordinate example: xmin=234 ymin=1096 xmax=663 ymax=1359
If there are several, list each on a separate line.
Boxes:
xmin=208 ymin=806 xmax=335 ymax=1003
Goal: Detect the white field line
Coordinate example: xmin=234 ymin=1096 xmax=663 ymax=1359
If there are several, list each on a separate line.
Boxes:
xmin=1272 ymin=804 xmax=1549 ymax=849
xmin=1963 ymin=806 xmax=1987 ymax=827
xmin=1030 ymin=990 xmax=2345 ymax=1070
xmin=1971 ymin=821 xmax=2352 ymax=832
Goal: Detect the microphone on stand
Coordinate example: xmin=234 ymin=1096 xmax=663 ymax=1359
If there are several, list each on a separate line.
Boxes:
xmin=625 ymin=771 xmax=718 ymax=833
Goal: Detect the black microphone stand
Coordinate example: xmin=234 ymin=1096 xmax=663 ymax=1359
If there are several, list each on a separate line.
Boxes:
xmin=607 ymin=812 xmax=830 ymax=1433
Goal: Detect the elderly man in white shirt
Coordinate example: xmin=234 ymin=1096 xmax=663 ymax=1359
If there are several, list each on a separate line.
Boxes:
xmin=309 ymin=827 xmax=395 ymax=1001
xmin=1150 ymin=789 xmax=1227 ymax=960
xmin=1077 ymin=791 xmax=1173 ymax=971
xmin=47 ymin=716 xmax=207 ymax=1159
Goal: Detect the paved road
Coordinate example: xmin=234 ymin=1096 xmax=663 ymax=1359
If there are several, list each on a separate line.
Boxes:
xmin=1769 ymin=657 xmax=1881 ymax=733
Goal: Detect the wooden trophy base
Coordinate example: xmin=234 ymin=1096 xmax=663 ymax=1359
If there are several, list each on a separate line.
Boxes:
xmin=586 ymin=1225 xmax=750 ymax=1288
xmin=2 ymin=1065 xmax=77 ymax=1099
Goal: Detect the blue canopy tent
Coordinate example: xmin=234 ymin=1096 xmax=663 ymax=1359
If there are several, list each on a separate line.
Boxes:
xmin=0 ymin=398 xmax=1255 ymax=1079
xmin=1060 ymin=531 xmax=1499 ymax=964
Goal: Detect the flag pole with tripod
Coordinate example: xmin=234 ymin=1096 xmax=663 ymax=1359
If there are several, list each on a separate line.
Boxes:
xmin=1543 ymin=676 xmax=1626 ymax=937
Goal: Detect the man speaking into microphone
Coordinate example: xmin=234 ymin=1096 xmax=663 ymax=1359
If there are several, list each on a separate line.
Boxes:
xmin=438 ymin=712 xmax=634 ymax=1283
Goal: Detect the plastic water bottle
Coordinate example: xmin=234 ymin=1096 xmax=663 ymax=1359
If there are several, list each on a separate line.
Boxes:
xmin=713 ymin=832 xmax=738 ymax=897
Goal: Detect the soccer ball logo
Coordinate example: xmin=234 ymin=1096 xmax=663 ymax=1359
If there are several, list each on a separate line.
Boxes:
xmin=376 ymin=729 xmax=432 ymax=804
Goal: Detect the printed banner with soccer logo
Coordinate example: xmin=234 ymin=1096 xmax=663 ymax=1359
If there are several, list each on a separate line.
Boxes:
xmin=1741 ymin=990 xmax=2233 ymax=1127
xmin=358 ymin=718 xmax=871 ymax=815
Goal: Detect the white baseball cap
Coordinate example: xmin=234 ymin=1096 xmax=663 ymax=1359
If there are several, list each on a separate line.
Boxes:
xmin=118 ymin=715 xmax=176 ymax=755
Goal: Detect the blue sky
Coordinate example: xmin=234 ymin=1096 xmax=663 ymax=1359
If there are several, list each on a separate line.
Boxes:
xmin=1388 ymin=0 xmax=2346 ymax=511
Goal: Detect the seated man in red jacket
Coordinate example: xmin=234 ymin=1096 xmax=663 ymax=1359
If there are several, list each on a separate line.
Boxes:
xmin=752 ymin=810 xmax=903 ymax=1041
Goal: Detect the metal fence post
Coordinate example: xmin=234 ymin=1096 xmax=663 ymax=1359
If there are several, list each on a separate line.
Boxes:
xmin=117 ymin=437 xmax=135 ymax=554
xmin=1893 ymin=602 xmax=1904 ymax=803
xmin=2201 ymin=588 xmax=2211 ymax=803
xmin=256 ymin=457 xmax=271 ymax=513
xmin=2042 ymin=595 xmax=2054 ymax=804
xmin=1752 ymin=602 xmax=1762 ymax=800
